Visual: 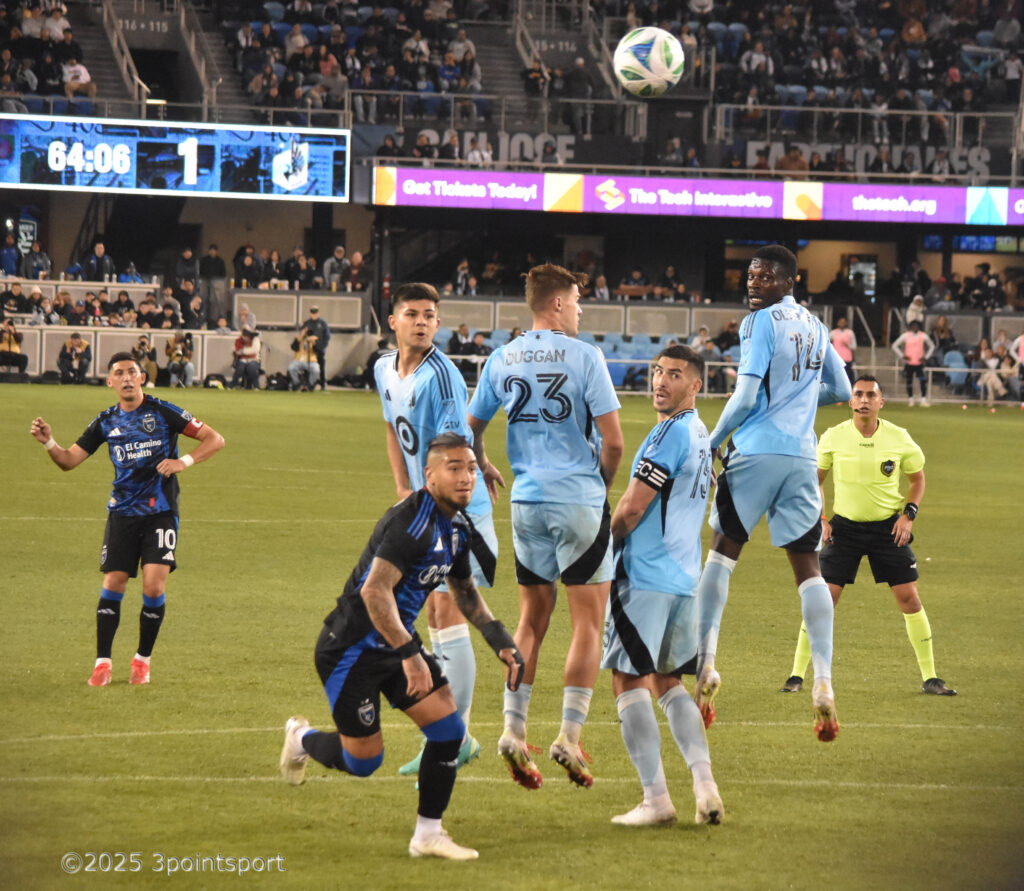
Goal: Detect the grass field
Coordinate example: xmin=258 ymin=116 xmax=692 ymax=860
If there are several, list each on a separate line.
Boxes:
xmin=1 ymin=383 xmax=1022 ymax=890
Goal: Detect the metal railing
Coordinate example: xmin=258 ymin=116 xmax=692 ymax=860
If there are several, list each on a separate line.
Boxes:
xmin=102 ymin=0 xmax=151 ymax=112
xmin=180 ymin=0 xmax=223 ymax=117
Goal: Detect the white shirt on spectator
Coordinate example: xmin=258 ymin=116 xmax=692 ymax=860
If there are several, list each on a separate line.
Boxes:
xmin=63 ymin=62 xmax=91 ymax=85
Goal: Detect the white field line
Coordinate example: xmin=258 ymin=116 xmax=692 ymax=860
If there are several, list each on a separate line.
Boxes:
xmin=0 ymin=719 xmax=1011 ymax=746
xmin=0 ymin=775 xmax=1020 ymax=792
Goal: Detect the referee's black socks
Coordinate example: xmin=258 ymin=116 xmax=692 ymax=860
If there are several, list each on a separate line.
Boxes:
xmin=96 ymin=588 xmax=124 ymax=659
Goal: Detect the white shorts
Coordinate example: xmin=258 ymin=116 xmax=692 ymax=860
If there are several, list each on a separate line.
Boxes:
xmin=511 ymin=501 xmax=612 ymax=586
xmin=601 ymin=573 xmax=698 ymax=676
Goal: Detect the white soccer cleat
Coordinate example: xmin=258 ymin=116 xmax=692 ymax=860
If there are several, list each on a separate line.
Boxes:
xmin=279 ymin=715 xmax=311 ymax=785
xmin=908 ymin=397 xmax=915 ymax=407
xmin=812 ymin=680 xmax=840 ymax=742
xmin=498 ymin=730 xmax=543 ymax=789
xmin=408 ymin=830 xmax=479 ymax=860
xmin=611 ymin=797 xmax=677 ymax=826
xmin=695 ymin=666 xmax=721 ymax=729
xmin=920 ymin=398 xmax=930 ymax=407
xmin=694 ymin=780 xmax=724 ymax=825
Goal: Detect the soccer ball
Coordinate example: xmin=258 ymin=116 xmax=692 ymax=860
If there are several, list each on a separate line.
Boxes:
xmin=613 ymin=27 xmax=685 ymax=98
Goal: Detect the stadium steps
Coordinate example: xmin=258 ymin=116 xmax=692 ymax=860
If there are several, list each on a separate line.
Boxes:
xmin=195 ymin=10 xmax=256 ymax=119
xmin=465 ymin=21 xmax=553 ymax=130
xmin=67 ymin=4 xmax=138 ymax=105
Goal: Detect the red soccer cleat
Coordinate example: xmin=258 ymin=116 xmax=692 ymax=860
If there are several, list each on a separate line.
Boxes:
xmin=88 ymin=663 xmax=112 ymax=687
xmin=129 ymin=658 xmax=150 ymax=685
xmin=498 ymin=732 xmax=543 ymax=790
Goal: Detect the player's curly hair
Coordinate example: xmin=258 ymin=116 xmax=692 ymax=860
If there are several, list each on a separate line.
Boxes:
xmin=524 ymin=263 xmax=589 ymax=312
xmin=752 ymin=244 xmax=797 ymax=282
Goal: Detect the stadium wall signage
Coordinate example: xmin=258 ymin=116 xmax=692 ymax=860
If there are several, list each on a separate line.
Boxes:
xmin=374 ymin=166 xmax=1022 ymax=227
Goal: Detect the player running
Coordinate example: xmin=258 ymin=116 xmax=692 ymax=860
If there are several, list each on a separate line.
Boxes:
xmin=29 ymin=351 xmax=225 ymax=686
xmin=693 ymin=245 xmax=852 ymax=742
xmin=374 ymin=282 xmax=500 ymax=776
xmin=780 ymin=375 xmax=956 ymax=696
xmin=278 ymin=434 xmax=523 ymax=861
xmin=468 ymin=263 xmax=624 ymax=788
xmin=603 ymin=345 xmax=723 ymax=826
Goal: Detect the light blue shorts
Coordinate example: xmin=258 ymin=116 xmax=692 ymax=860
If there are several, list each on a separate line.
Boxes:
xmin=601 ymin=574 xmax=698 ymax=676
xmin=437 ymin=510 xmax=498 ymax=592
xmin=511 ymin=501 xmax=613 ymax=586
xmin=709 ymin=452 xmax=823 ymax=551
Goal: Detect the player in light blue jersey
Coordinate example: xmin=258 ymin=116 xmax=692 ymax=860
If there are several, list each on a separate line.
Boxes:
xmin=374 ymin=283 xmax=498 ymax=775
xmin=468 ymin=263 xmax=624 ymax=789
xmin=694 ymin=245 xmax=852 ymax=743
xmin=602 ymin=345 xmax=723 ymax=827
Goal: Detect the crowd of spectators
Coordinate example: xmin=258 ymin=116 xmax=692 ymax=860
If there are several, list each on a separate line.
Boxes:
xmin=673 ymin=0 xmax=1022 ymax=148
xmin=0 ymin=3 xmax=97 ymax=114
xmin=224 ymin=0 xmax=495 ymax=124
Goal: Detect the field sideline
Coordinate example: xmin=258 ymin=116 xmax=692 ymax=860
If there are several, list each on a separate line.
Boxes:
xmin=1 ymin=384 xmax=1022 ymax=890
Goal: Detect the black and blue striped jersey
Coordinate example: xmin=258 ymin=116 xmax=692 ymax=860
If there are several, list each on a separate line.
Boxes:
xmin=75 ymin=395 xmax=204 ymax=517
xmin=325 ymin=489 xmax=472 ymax=650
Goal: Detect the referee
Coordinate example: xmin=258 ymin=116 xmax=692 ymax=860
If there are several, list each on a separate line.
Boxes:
xmin=780 ymin=374 xmax=956 ymax=696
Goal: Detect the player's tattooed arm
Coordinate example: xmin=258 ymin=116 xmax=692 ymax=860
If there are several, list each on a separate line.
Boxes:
xmin=361 ymin=557 xmax=433 ymax=697
xmin=446 ymin=574 xmax=493 ymax=628
xmin=360 ymin=557 xmax=416 ymax=648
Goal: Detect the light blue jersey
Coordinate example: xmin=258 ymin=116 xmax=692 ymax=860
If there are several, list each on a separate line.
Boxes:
xmin=623 ymin=409 xmax=712 ymax=596
xmin=375 ymin=347 xmax=490 ymax=516
xmin=733 ymin=296 xmax=845 ymax=459
xmin=468 ymin=329 xmax=621 ymax=507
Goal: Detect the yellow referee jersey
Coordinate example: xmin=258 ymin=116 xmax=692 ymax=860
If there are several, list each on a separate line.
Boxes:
xmin=817 ymin=418 xmax=925 ymax=522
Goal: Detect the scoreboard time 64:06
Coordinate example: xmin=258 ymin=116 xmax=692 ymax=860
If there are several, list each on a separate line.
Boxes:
xmin=0 ymin=114 xmax=351 ymax=202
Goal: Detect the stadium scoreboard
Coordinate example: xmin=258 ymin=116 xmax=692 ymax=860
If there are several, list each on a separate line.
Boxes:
xmin=0 ymin=114 xmax=350 ymax=202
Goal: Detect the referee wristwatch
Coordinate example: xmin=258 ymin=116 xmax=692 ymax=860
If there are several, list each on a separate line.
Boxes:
xmin=903 ymin=502 xmax=919 ymax=521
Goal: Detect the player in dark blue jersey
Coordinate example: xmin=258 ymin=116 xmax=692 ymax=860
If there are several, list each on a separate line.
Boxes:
xmin=278 ymin=434 xmax=523 ymax=861
xmin=30 ymin=352 xmax=225 ymax=687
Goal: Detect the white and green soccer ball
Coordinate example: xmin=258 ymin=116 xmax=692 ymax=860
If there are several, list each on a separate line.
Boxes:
xmin=613 ymin=27 xmax=685 ymax=97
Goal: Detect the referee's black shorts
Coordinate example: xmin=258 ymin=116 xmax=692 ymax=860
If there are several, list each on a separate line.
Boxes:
xmin=820 ymin=514 xmax=919 ymax=587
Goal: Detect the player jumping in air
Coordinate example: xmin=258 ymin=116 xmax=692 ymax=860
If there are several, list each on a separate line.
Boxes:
xmin=693 ymin=245 xmax=852 ymax=742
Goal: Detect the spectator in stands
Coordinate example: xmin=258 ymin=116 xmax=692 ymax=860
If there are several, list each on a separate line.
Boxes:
xmin=924 ymin=277 xmax=952 ymax=309
xmin=928 ymin=149 xmax=952 ymax=182
xmin=540 ymin=140 xmax=563 ymax=165
xmin=829 ymin=316 xmax=857 ymax=383
xmin=284 ymin=23 xmax=309 ymax=62
xmin=698 ymin=335 xmax=725 ymax=392
xmin=127 ymin=334 xmax=158 ymax=387
xmin=230 ymin=328 xmax=262 ymax=390
xmin=3 ymin=280 xmax=27 ymax=314
xmin=460 ymin=48 xmax=482 ymax=90
xmin=653 ymin=265 xmax=685 ymax=301
xmin=198 ymin=244 xmax=226 ymax=328
xmin=45 ymin=6 xmax=71 ymax=38
xmin=134 ymin=295 xmax=158 ymax=328
xmin=81 ymin=241 xmax=115 ymax=281
xmin=447 ymin=322 xmax=472 ymax=356
xmin=293 ymin=254 xmax=318 ymax=290
xmin=436 ymin=130 xmax=459 ymax=162
xmin=590 ymin=274 xmax=611 ymax=301
xmin=174 ymin=245 xmax=199 ymax=286
xmin=906 ymin=294 xmax=926 ymax=327
xmin=658 ymin=137 xmax=684 ymax=165
xmin=563 ymin=57 xmax=594 ymax=135
xmin=159 ymin=302 xmax=182 ymax=330
xmin=235 ymin=253 xmax=262 ymax=288
xmin=344 ymin=250 xmax=370 ymax=291
xmin=0 ymin=73 xmax=27 ymax=112
xmin=58 ymin=331 xmax=91 ymax=383
xmin=20 ymin=240 xmax=52 ymax=280
xmin=0 ymin=318 xmax=28 ymax=375
xmin=714 ymin=319 xmax=741 ymax=354
xmin=619 ymin=266 xmax=650 ymax=301
xmin=30 ymin=295 xmax=60 ymax=326
xmin=775 ymin=144 xmax=809 ymax=177
xmin=464 ymin=136 xmax=486 ymax=166
xmin=0 ymin=233 xmax=20 ymax=276
xmin=448 ymin=27 xmax=475 ymax=62
xmin=319 ymin=247 xmax=349 ymax=291
xmin=352 ymin=65 xmax=379 ymax=123
xmin=869 ymin=145 xmax=898 ymax=179
xmin=929 ymin=316 xmax=956 ymax=354
xmin=62 ymin=56 xmax=96 ymax=100
xmin=521 ymin=57 xmax=549 ymax=121
xmin=183 ymin=293 xmax=206 ymax=331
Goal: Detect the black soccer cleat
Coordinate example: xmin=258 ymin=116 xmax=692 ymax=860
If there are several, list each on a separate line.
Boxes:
xmin=779 ymin=675 xmax=803 ymax=693
xmin=922 ymin=677 xmax=957 ymax=696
